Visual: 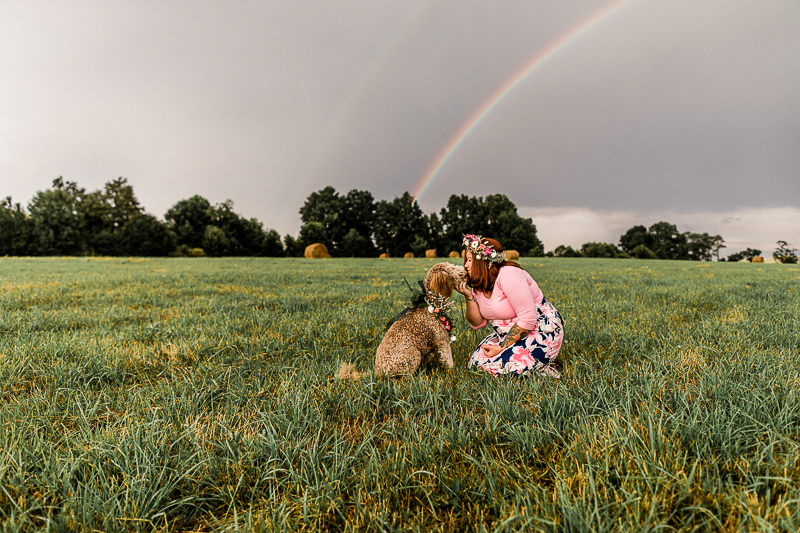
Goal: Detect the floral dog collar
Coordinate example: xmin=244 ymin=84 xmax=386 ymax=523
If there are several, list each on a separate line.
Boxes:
xmin=425 ymin=291 xmax=457 ymax=342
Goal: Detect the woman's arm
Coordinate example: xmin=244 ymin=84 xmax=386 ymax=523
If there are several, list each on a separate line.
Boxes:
xmin=480 ymin=323 xmax=532 ymax=357
xmin=456 ymin=281 xmax=485 ymax=328
xmin=499 ymin=323 xmax=530 ymax=348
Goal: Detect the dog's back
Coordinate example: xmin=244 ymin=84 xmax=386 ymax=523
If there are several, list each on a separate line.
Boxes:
xmin=375 ymin=308 xmax=451 ymax=378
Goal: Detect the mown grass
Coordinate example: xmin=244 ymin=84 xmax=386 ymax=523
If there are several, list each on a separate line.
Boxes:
xmin=0 ymin=257 xmax=799 ymax=532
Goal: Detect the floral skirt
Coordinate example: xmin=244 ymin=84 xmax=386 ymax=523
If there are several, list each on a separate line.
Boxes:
xmin=467 ymin=297 xmax=564 ymax=378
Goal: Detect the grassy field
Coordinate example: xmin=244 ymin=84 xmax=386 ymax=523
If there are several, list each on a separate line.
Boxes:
xmin=0 ymin=256 xmax=799 ymax=532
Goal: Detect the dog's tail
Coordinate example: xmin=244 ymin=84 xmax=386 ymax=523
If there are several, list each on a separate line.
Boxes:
xmin=336 ymin=362 xmax=363 ymax=380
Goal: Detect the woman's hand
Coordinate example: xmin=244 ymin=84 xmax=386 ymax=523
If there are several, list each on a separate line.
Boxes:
xmin=456 ymin=281 xmax=472 ymax=297
xmin=458 ymin=280 xmax=484 ymax=328
xmin=481 ymin=344 xmax=504 ymax=358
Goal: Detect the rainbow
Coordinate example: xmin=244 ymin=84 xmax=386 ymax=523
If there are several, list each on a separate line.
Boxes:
xmin=412 ymin=0 xmax=640 ymax=202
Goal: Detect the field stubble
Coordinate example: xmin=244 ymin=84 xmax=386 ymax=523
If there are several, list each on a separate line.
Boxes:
xmin=0 ymin=257 xmax=799 ymax=532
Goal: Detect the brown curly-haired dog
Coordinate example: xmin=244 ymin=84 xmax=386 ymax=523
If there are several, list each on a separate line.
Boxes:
xmin=374 ymin=262 xmax=467 ymax=378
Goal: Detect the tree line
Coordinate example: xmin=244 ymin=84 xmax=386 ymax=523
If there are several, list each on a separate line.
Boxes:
xmin=0 ymin=178 xmax=283 ymax=257
xmin=290 ymin=186 xmax=542 ymax=258
xmin=2 ymin=178 xmax=795 ymax=262
xmin=552 ymin=223 xmax=797 ymax=263
xmin=0 ymin=178 xmax=542 ymax=258
xmin=551 ymin=222 xmax=727 ymax=261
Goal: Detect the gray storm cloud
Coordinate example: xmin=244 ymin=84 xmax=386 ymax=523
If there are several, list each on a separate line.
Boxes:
xmin=1 ymin=0 xmax=798 ymax=251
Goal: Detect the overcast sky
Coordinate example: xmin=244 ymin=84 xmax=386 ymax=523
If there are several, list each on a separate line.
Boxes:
xmin=2 ymin=0 xmax=798 ymax=256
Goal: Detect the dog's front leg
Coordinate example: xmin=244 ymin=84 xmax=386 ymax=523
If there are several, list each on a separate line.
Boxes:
xmin=438 ymin=342 xmax=454 ymax=369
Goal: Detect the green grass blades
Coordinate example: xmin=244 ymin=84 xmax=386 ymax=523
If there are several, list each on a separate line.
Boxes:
xmin=0 ymin=256 xmax=799 ymax=531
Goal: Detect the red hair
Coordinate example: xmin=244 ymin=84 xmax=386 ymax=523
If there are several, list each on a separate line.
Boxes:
xmin=464 ymin=237 xmax=523 ymax=294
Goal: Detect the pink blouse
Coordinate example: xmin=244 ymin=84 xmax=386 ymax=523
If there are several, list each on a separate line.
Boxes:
xmin=471 ymin=266 xmax=544 ymax=330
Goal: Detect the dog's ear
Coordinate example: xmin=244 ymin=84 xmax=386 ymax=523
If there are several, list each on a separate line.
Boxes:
xmin=427 ymin=270 xmax=454 ymax=298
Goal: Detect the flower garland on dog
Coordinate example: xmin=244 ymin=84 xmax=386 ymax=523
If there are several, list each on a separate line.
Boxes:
xmin=386 ymin=279 xmax=457 ymax=342
xmin=462 ymin=234 xmax=506 ymax=263
xmin=424 ymin=291 xmax=456 ymax=342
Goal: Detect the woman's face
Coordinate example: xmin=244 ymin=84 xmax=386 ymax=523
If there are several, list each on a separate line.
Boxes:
xmin=464 ymin=250 xmax=475 ymax=277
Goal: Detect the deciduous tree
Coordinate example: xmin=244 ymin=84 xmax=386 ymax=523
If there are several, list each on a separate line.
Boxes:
xmin=711 ymin=235 xmax=726 ymax=261
xmin=619 ymin=225 xmax=652 ymax=253
xmin=263 ymin=229 xmax=285 ymax=257
xmin=647 ymin=221 xmax=688 ymax=259
xmin=203 ymin=225 xmax=230 ymax=257
xmin=439 ymin=194 xmax=487 ymax=253
xmin=774 ymin=240 xmax=798 ymax=263
xmin=118 ymin=214 xmax=176 ymax=256
xmin=374 ymin=192 xmax=427 ymax=257
xmin=727 ymin=248 xmax=761 ymax=262
xmin=298 ymin=186 xmax=376 ymax=256
xmin=553 ymin=245 xmax=581 ymax=258
xmin=338 ymin=228 xmax=372 ymax=257
xmin=28 ymin=177 xmax=85 ymax=255
xmin=439 ymin=194 xmax=542 ymax=256
xmin=80 ymin=177 xmax=144 ymax=255
xmin=0 ymin=197 xmax=33 ymax=255
xmin=165 ymin=195 xmax=213 ymax=249
xmin=684 ymin=232 xmax=716 ymax=261
xmin=580 ymin=241 xmax=624 ymax=258
xmin=283 ymin=234 xmax=304 ymax=257
xmin=298 ymin=186 xmax=340 ymax=251
xmin=339 ymin=189 xmax=376 ymax=255
xmin=298 ymin=221 xmax=330 ymax=251
xmin=630 ymin=244 xmax=657 ymax=259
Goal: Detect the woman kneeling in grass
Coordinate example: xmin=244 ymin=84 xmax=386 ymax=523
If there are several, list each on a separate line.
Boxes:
xmin=455 ymin=235 xmax=564 ymax=378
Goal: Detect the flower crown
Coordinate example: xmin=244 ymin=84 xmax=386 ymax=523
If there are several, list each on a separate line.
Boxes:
xmin=462 ymin=234 xmax=506 ymax=263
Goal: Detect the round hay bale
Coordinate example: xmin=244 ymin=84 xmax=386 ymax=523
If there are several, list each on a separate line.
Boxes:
xmin=505 ymin=250 xmax=520 ymax=261
xmin=304 ymin=243 xmax=330 ymax=258
xmin=425 ymin=249 xmax=437 ymax=259
xmin=752 ymin=256 xmax=764 ymax=263
xmin=448 ymin=251 xmax=460 ymax=258
xmin=403 ymin=252 xmax=414 ymax=259
xmin=379 ymin=253 xmax=390 ymax=259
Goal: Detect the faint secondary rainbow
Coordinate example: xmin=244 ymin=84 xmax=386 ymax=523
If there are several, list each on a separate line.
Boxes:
xmin=285 ymin=1 xmax=433 ymax=231
xmin=412 ymin=0 xmax=640 ymax=202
